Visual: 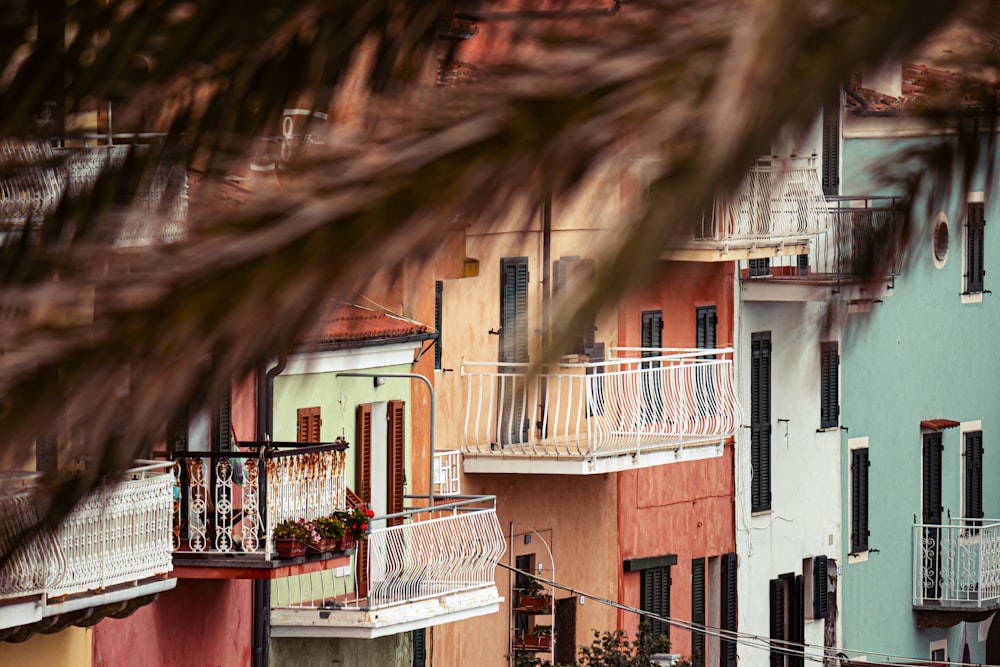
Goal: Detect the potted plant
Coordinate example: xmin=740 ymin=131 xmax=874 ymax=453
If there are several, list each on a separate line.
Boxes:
xmin=516 ymin=577 xmax=552 ymax=613
xmin=339 ymin=507 xmax=375 ymax=549
xmin=272 ymin=518 xmax=314 ymax=558
xmin=517 ymin=624 xmax=553 ymax=650
xmin=312 ymin=514 xmax=346 ymax=552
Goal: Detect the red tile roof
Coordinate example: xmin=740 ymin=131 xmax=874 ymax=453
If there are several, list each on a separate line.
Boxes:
xmin=312 ymin=302 xmax=432 ymax=345
xmin=848 ymin=63 xmax=996 ymax=115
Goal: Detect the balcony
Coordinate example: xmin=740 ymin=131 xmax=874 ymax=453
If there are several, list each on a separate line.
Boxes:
xmin=738 ymin=196 xmax=901 ymax=301
xmin=460 ymin=348 xmax=743 ymax=475
xmin=666 ymin=156 xmax=832 ymax=261
xmin=0 ymin=136 xmax=186 ymax=246
xmin=912 ymin=520 xmax=1000 ymax=628
xmin=0 ymin=462 xmax=176 ymax=639
xmin=169 ymin=440 xmax=354 ymax=579
xmin=270 ymin=495 xmax=505 ymax=638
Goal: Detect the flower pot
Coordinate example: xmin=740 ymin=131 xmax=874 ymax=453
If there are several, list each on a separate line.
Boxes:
xmin=515 ymin=633 xmax=552 ymax=650
xmin=275 ymin=538 xmax=306 ymax=558
xmin=307 ymin=537 xmax=338 ymax=554
xmin=337 ymin=534 xmax=356 ymax=551
xmin=515 ymin=594 xmax=552 ymax=613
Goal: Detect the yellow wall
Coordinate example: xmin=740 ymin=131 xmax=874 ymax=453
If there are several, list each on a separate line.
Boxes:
xmin=0 ymin=626 xmax=91 ymax=667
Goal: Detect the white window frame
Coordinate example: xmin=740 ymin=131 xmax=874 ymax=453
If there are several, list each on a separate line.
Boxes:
xmin=960 ymin=420 xmax=983 ymax=524
xmin=961 ymin=192 xmax=985 ymax=304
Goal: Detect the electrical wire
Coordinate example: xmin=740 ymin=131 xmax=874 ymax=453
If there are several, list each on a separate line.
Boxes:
xmin=498 ymin=562 xmax=987 ymax=667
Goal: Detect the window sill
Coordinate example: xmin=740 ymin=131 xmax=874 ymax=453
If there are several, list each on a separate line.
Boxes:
xmin=816 ymin=426 xmax=840 ymax=434
xmin=750 ymin=509 xmax=772 ymax=518
xmin=848 ymin=550 xmax=868 ymax=565
xmin=961 ymin=292 xmax=984 ymax=304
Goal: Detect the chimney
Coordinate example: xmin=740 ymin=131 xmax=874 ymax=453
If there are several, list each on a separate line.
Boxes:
xmin=863 ymin=61 xmax=902 ymax=98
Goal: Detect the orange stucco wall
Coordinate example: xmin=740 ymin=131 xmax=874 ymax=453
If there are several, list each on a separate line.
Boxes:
xmin=92 ymin=579 xmax=254 ymax=667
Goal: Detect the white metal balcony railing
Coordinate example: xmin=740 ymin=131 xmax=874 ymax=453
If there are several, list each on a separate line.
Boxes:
xmin=695 ymin=156 xmax=832 ymax=244
xmin=913 ymin=520 xmax=1000 ymax=608
xmin=0 ymin=462 xmax=174 ymax=602
xmin=0 ymin=137 xmax=187 ymax=246
xmin=433 ymin=450 xmax=462 ymax=496
xmin=171 ymin=443 xmax=348 ymax=560
xmin=461 ymin=348 xmax=743 ymax=459
xmin=273 ymin=495 xmax=504 ymax=612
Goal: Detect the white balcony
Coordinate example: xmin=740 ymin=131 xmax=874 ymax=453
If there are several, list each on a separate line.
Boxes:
xmin=270 ymin=496 xmax=505 ymax=638
xmin=170 ymin=441 xmax=352 ymax=578
xmin=0 ymin=462 xmax=176 ymax=637
xmin=667 ymin=156 xmax=832 ymax=261
xmin=433 ymin=450 xmax=462 ymax=496
xmin=461 ymin=348 xmax=743 ymax=475
xmin=913 ymin=520 xmax=1000 ymax=618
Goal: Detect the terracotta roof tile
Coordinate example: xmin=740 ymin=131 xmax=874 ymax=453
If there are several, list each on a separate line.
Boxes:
xmin=313 ymin=302 xmax=432 ymax=344
xmin=848 ymin=63 xmax=997 ymax=115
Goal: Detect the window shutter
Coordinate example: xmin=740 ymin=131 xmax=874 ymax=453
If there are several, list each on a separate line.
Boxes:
xmin=820 ymin=342 xmax=839 ymax=429
xmin=696 ymin=306 xmax=717 ymax=350
xmin=553 ymin=256 xmax=596 ymax=355
xmin=641 ymin=566 xmax=671 ymax=640
xmin=500 ymin=257 xmax=529 ymax=364
xmin=641 ymin=309 xmax=663 ymax=352
xmin=796 ymin=253 xmax=809 ymax=276
xmin=692 ymin=558 xmax=706 ymax=667
xmin=821 ymin=94 xmax=840 ymax=197
xmin=751 ymin=332 xmax=772 ymax=512
xmin=388 ymin=400 xmax=406 ymax=526
xmin=212 ymin=383 xmax=232 ymax=452
xmin=411 ymin=628 xmax=427 ymax=667
xmin=297 ymin=406 xmax=321 ymax=442
xmin=813 ymin=555 xmax=829 ymax=620
xmin=851 ymin=448 xmax=869 ymax=553
xmin=749 ymin=257 xmax=771 ymax=277
xmin=967 ymin=202 xmax=986 ymax=294
xmin=434 ymin=281 xmax=443 ymax=370
xmin=721 ymin=552 xmax=738 ymax=667
xmin=923 ymin=432 xmax=943 ymax=525
xmin=966 ymin=431 xmax=984 ymax=520
xmin=788 ymin=575 xmax=805 ymax=667
xmin=356 ymin=404 xmax=373 ymax=506
xmin=769 ymin=578 xmax=785 ymax=667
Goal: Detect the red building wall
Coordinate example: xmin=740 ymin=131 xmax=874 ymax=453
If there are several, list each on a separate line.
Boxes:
xmin=92 ymin=579 xmax=254 ymax=667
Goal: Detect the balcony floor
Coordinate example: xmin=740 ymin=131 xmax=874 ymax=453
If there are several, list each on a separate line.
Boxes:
xmin=462 ymin=437 xmax=726 ymax=475
xmin=173 ymin=549 xmax=354 ymax=580
xmin=270 ymin=585 xmax=502 ymax=639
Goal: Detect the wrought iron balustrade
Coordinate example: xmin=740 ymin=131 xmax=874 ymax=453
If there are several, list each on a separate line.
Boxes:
xmin=913 ymin=519 xmax=1000 ymax=608
xmin=461 ymin=348 xmax=743 ymax=458
xmin=273 ymin=495 xmax=504 ymax=612
xmin=170 ymin=441 xmax=348 ymax=559
xmin=738 ymin=196 xmax=901 ymax=284
xmin=0 ymin=461 xmax=174 ymax=601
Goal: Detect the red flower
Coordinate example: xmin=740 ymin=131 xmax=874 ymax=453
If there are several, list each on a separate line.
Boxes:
xmin=364 ymin=509 xmax=375 ymax=518
xmin=360 ymin=523 xmax=368 ymax=531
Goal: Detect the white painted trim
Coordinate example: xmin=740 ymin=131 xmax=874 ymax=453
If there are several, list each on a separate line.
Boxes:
xmin=932 ymin=212 xmax=949 ymax=270
xmin=848 ymin=437 xmax=869 ymax=564
xmin=462 ymin=440 xmax=725 ymax=475
xmin=929 ymin=638 xmax=948 ymax=661
xmin=962 ymin=193 xmax=986 ymax=303
xmin=283 ymin=342 xmax=419 ymax=376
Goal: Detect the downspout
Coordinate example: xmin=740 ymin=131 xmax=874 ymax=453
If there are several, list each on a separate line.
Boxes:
xmin=252 ymin=356 xmax=286 ymax=667
xmin=540 ymin=195 xmax=552 ymax=430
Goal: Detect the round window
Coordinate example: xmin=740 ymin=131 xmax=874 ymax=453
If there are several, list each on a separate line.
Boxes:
xmin=932 ymin=213 xmax=949 ymax=269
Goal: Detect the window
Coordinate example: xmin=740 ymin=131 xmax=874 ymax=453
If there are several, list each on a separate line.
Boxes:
xmin=720 ymin=552 xmax=738 ymax=667
xmin=749 ymin=257 xmax=771 ymax=277
xmin=850 ymin=447 xmax=869 ymax=554
xmin=821 ymin=94 xmax=840 ymax=197
xmin=297 ymin=406 xmax=321 ymax=442
xmin=692 ymin=558 xmax=706 ymax=667
xmin=553 ymin=256 xmax=596 ymax=356
xmin=434 ymin=280 xmax=443 ymax=370
xmin=820 ymin=342 xmax=839 ymax=429
xmin=500 ymin=257 xmax=530 ymax=444
xmin=641 ymin=310 xmax=664 ymax=424
xmin=625 ymin=554 xmax=675 ymax=642
xmin=965 ymin=200 xmax=985 ymax=294
xmin=811 ymin=555 xmax=829 ymax=620
xmin=212 ymin=383 xmax=233 ymax=452
xmin=411 ymin=628 xmax=426 ymax=667
xmin=751 ymin=331 xmax=772 ymax=512
xmin=696 ymin=306 xmax=718 ymax=416
xmin=933 ymin=213 xmax=949 ymax=269
xmin=964 ymin=430 xmax=984 ymax=521
xmin=696 ymin=306 xmax=717 ymax=349
xmin=770 ymin=575 xmax=805 ymax=667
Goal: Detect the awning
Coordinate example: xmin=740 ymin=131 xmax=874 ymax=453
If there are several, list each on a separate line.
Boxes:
xmin=920 ymin=419 xmax=960 ymax=431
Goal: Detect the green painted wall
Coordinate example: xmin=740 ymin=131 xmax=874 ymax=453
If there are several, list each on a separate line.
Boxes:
xmin=840 ymin=135 xmax=1000 ymax=663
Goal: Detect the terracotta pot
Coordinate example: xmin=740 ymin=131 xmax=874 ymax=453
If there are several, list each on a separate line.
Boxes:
xmin=337 ymin=534 xmax=356 ymax=551
xmin=275 ymin=538 xmax=306 ymax=558
xmin=515 ymin=594 xmax=552 ymax=613
xmin=307 ymin=537 xmax=338 ymax=554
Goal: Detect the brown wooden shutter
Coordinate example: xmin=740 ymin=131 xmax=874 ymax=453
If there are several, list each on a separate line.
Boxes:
xmin=356 ymin=404 xmax=373 ymax=505
xmin=297 ymin=406 xmax=322 ymax=442
xmin=387 ymin=400 xmax=406 ymax=527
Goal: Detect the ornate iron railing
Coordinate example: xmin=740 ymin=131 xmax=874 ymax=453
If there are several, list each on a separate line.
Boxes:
xmin=461 ymin=348 xmax=743 ymax=458
xmin=170 ymin=441 xmax=348 ymax=559
xmin=0 ymin=462 xmax=174 ymax=601
xmin=0 ymin=136 xmax=186 ymax=246
xmin=697 ymin=156 xmax=832 ymax=243
xmin=913 ymin=519 xmax=1000 ymax=608
xmin=273 ymin=495 xmax=504 ymax=611
xmin=433 ymin=450 xmax=462 ymax=496
xmin=738 ymin=196 xmax=901 ymax=283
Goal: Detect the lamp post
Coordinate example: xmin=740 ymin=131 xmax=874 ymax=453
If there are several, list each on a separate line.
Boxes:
xmin=509 ymin=521 xmax=555 ymax=666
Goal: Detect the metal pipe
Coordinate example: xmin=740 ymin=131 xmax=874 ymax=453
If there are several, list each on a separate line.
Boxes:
xmin=336 ymin=371 xmax=435 ymax=508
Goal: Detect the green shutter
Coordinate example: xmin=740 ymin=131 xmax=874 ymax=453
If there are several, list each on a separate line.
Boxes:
xmin=820 ymin=342 xmax=839 ymax=429
xmin=500 ymin=257 xmax=529 ymax=363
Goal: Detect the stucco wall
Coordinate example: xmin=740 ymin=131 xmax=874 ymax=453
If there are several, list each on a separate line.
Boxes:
xmin=0 ymin=627 xmax=91 ymax=667
xmin=92 ymin=579 xmax=254 ymax=667
xmin=270 ymin=634 xmax=409 ymax=667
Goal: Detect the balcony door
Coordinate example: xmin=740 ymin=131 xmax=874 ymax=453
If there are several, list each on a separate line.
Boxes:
xmin=499 ymin=257 xmax=530 ymax=445
xmin=922 ymin=431 xmax=943 ymax=601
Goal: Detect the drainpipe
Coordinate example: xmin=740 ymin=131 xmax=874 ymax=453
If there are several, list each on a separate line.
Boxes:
xmin=252 ymin=356 xmax=286 ymax=667
xmin=540 ymin=195 xmax=552 ymax=434
xmin=336 ymin=371 xmax=435 ymax=508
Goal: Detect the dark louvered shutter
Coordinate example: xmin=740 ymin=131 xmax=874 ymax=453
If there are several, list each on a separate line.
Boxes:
xmin=388 ymin=400 xmax=406 ymax=526
xmin=813 ymin=555 xmax=829 ymax=620
xmin=642 ymin=310 xmax=663 ymax=352
xmin=212 ymin=383 xmax=232 ymax=452
xmin=411 ymin=628 xmax=426 ymax=667
xmin=721 ymin=552 xmax=738 ymax=667
xmin=751 ymin=332 xmax=772 ymax=512
xmin=923 ymin=432 xmax=943 ymax=525
xmin=769 ymin=578 xmax=785 ymax=667
xmin=821 ymin=94 xmax=840 ymax=197
xmin=796 ymin=253 xmax=809 ymax=276
xmin=820 ymin=342 xmax=839 ymax=429
xmin=788 ymin=575 xmax=805 ymax=667
xmin=553 ymin=256 xmax=596 ymax=355
xmin=966 ymin=431 xmax=984 ymax=520
xmin=696 ymin=306 xmax=717 ymax=350
xmin=641 ymin=310 xmax=664 ymax=424
xmin=851 ymin=448 xmax=869 ymax=553
xmin=749 ymin=257 xmax=771 ymax=277
xmin=967 ymin=202 xmax=985 ymax=294
xmin=500 ymin=257 xmax=529 ymax=364
xmin=692 ymin=558 xmax=706 ymax=667
xmin=434 ymin=281 xmax=443 ymax=370
xmin=641 ymin=566 xmax=671 ymax=640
